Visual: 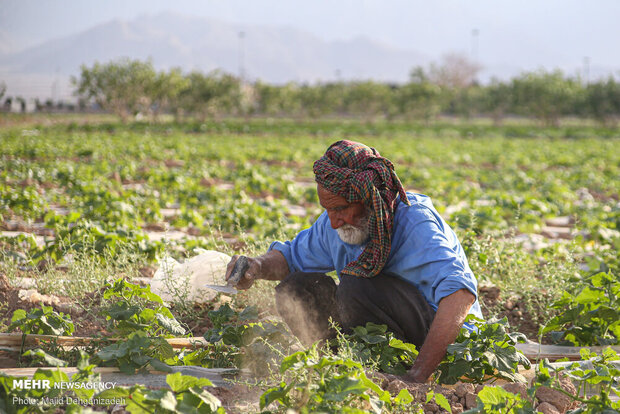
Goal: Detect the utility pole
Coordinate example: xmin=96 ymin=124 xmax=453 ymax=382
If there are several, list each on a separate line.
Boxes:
xmin=471 ymin=28 xmax=479 ymax=62
xmin=238 ymin=31 xmax=245 ymax=83
xmin=583 ymin=56 xmax=590 ymax=85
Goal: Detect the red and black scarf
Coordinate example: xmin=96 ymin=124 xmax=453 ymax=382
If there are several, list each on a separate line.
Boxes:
xmin=313 ymin=140 xmax=410 ymax=278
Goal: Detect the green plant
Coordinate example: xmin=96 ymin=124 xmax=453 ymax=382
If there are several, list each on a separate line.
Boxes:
xmin=0 ymin=352 xmax=100 ymax=413
xmin=9 ymin=306 xmax=75 ymax=364
xmin=204 ymin=304 xmax=294 ymax=374
xmin=22 ymin=348 xmax=68 ymax=368
xmin=9 ymin=306 xmax=74 ymax=336
xmin=534 ymin=348 xmax=620 ymax=413
xmin=102 ymin=278 xmax=185 ymax=337
xmin=436 ymin=316 xmax=531 ymax=384
xmin=425 ymin=389 xmax=454 ymax=413
xmin=334 ymin=322 xmax=418 ymax=375
xmin=542 ymin=271 xmax=619 ymax=346
xmin=260 ymin=343 xmax=415 ymax=413
xmin=96 ymin=331 xmax=175 ymax=374
xmin=96 ymin=372 xmax=225 ymax=413
xmin=462 ymin=386 xmax=532 ymax=414
xmin=465 ymin=348 xmax=620 ymax=413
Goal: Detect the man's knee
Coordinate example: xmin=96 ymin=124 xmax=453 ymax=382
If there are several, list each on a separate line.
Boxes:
xmin=274 ymin=272 xmax=338 ymax=345
xmin=335 ymin=274 xmax=377 ymax=330
xmin=275 ymin=272 xmax=337 ymax=304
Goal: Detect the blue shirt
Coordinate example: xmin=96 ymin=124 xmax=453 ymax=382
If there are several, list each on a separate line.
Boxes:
xmin=269 ymin=192 xmax=483 ymax=322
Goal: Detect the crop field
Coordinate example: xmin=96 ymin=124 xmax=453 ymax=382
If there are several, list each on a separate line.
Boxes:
xmin=0 ymin=117 xmax=618 ymax=413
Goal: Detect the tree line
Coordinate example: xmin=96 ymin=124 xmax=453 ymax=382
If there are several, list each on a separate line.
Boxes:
xmin=72 ymin=57 xmax=620 ymax=126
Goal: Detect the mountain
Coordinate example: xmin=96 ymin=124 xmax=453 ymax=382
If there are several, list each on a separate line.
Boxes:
xmin=0 ymin=12 xmax=429 ymax=87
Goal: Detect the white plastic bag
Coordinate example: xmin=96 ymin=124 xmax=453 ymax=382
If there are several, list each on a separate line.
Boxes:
xmin=150 ymin=249 xmax=231 ymax=304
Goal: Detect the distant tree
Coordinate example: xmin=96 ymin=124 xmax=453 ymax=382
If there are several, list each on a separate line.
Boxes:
xmin=3 ymin=97 xmax=12 ymax=111
xmin=149 ymin=68 xmax=188 ymax=121
xmin=297 ymin=83 xmax=346 ymax=119
xmin=178 ymin=70 xmax=241 ymax=121
xmin=0 ymin=82 xmax=6 ymax=102
xmin=16 ymin=96 xmax=26 ymax=113
xmin=511 ymin=70 xmax=581 ymax=126
xmin=395 ymin=67 xmax=442 ymax=123
xmin=343 ymin=81 xmax=393 ymax=122
xmin=449 ymin=85 xmax=485 ymax=120
xmin=429 ymin=53 xmax=482 ymax=89
xmin=253 ymin=81 xmax=301 ymax=117
xmin=583 ymin=77 xmax=620 ymax=127
xmin=481 ymin=79 xmax=513 ymax=125
xmin=73 ymin=58 xmax=156 ymax=122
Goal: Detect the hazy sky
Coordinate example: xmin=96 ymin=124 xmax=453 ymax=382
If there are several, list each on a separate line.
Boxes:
xmin=2 ymin=0 xmax=619 ymax=74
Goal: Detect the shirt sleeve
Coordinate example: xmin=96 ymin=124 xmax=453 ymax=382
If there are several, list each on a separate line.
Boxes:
xmin=392 ymin=208 xmax=478 ymax=306
xmin=268 ymin=212 xmax=336 ymax=274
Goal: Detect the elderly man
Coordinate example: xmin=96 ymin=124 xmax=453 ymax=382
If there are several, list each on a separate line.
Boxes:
xmin=225 ymin=140 xmax=482 ymax=383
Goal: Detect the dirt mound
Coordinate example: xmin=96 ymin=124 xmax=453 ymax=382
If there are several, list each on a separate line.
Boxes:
xmin=370 ymin=371 xmax=579 ymax=413
xmin=479 ymin=285 xmax=549 ymax=342
xmin=0 ymin=273 xmax=108 ymax=338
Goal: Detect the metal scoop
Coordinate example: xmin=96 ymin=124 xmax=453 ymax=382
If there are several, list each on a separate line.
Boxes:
xmin=204 ymin=255 xmax=249 ymax=295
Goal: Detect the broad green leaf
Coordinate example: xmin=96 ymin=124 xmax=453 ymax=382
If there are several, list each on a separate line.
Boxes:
xmin=96 ymin=343 xmax=128 ymax=360
xmin=148 ymin=358 xmax=172 ymax=373
xmin=575 ymin=286 xmax=605 ymax=305
xmin=239 ymin=305 xmax=259 ymax=320
xmin=155 ymin=312 xmax=186 ymax=335
xmin=144 ymin=389 xmax=177 ymax=411
xmin=166 ymin=372 xmax=213 ymax=393
xmin=23 ymin=348 xmax=68 ymax=367
xmin=388 ymin=338 xmax=418 ymax=356
xmin=280 ymin=351 xmax=305 ymax=373
xmin=260 ymin=382 xmax=291 ymax=409
xmin=107 ymin=303 xmax=140 ymax=320
xmin=394 ymin=388 xmax=414 ymax=405
xmin=434 ymin=392 xmax=452 ymax=413
xmin=323 ymin=376 xmax=367 ymax=402
xmin=187 ymin=386 xmax=222 ymax=411
xmin=9 ymin=309 xmax=26 ymax=324
xmin=477 ymin=385 xmax=519 ymax=405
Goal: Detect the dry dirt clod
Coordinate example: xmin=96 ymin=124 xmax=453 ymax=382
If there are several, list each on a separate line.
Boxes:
xmin=56 ymin=302 xmax=84 ymax=316
xmin=138 ymin=265 xmax=157 ymax=278
xmin=0 ymin=273 xmax=9 ymax=291
xmin=455 ymin=382 xmax=475 ymax=398
xmin=536 ymin=402 xmax=561 ymax=414
xmin=386 ymin=379 xmax=408 ymax=395
xmin=502 ymin=382 xmax=527 ymax=399
xmin=452 ymin=402 xmax=464 ymax=414
xmin=423 ymin=402 xmax=439 ymax=413
xmin=535 ymin=374 xmax=577 ymax=413
xmin=465 ymin=392 xmax=478 ymax=409
xmin=18 ymin=289 xmax=61 ymax=306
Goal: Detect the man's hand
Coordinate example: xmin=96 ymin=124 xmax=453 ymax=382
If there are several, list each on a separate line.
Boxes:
xmin=225 ymin=250 xmax=290 ymax=290
xmin=225 ymin=255 xmax=261 ymax=290
xmin=404 ymin=289 xmax=476 ymax=383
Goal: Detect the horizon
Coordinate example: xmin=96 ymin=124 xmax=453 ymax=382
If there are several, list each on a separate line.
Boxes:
xmin=1 ymin=1 xmax=619 ymax=101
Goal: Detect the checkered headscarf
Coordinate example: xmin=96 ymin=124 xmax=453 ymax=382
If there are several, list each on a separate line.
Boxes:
xmin=313 ymin=140 xmax=410 ymax=278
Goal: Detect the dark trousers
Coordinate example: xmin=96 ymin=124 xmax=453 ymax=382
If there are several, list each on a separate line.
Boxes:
xmin=274 ymin=272 xmax=435 ymax=347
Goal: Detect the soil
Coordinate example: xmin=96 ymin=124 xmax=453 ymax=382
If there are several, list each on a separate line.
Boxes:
xmin=478 ymin=285 xmax=551 ymax=343
xmin=0 ymin=272 xmax=576 ymax=412
xmin=369 ymin=372 xmax=579 ymax=413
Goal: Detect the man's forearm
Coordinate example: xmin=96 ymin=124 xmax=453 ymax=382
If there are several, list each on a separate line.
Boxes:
xmin=407 ymin=289 xmax=475 ymax=382
xmin=256 ymin=250 xmax=290 ymax=281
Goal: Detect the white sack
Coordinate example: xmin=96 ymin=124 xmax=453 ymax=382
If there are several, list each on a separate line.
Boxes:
xmin=150 ymin=249 xmax=231 ymax=304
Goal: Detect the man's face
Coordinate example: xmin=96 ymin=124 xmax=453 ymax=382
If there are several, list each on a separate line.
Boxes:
xmin=317 ymin=184 xmax=369 ymax=245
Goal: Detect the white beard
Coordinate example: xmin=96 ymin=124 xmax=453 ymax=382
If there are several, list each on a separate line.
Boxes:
xmin=336 ymin=215 xmax=370 ymax=245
